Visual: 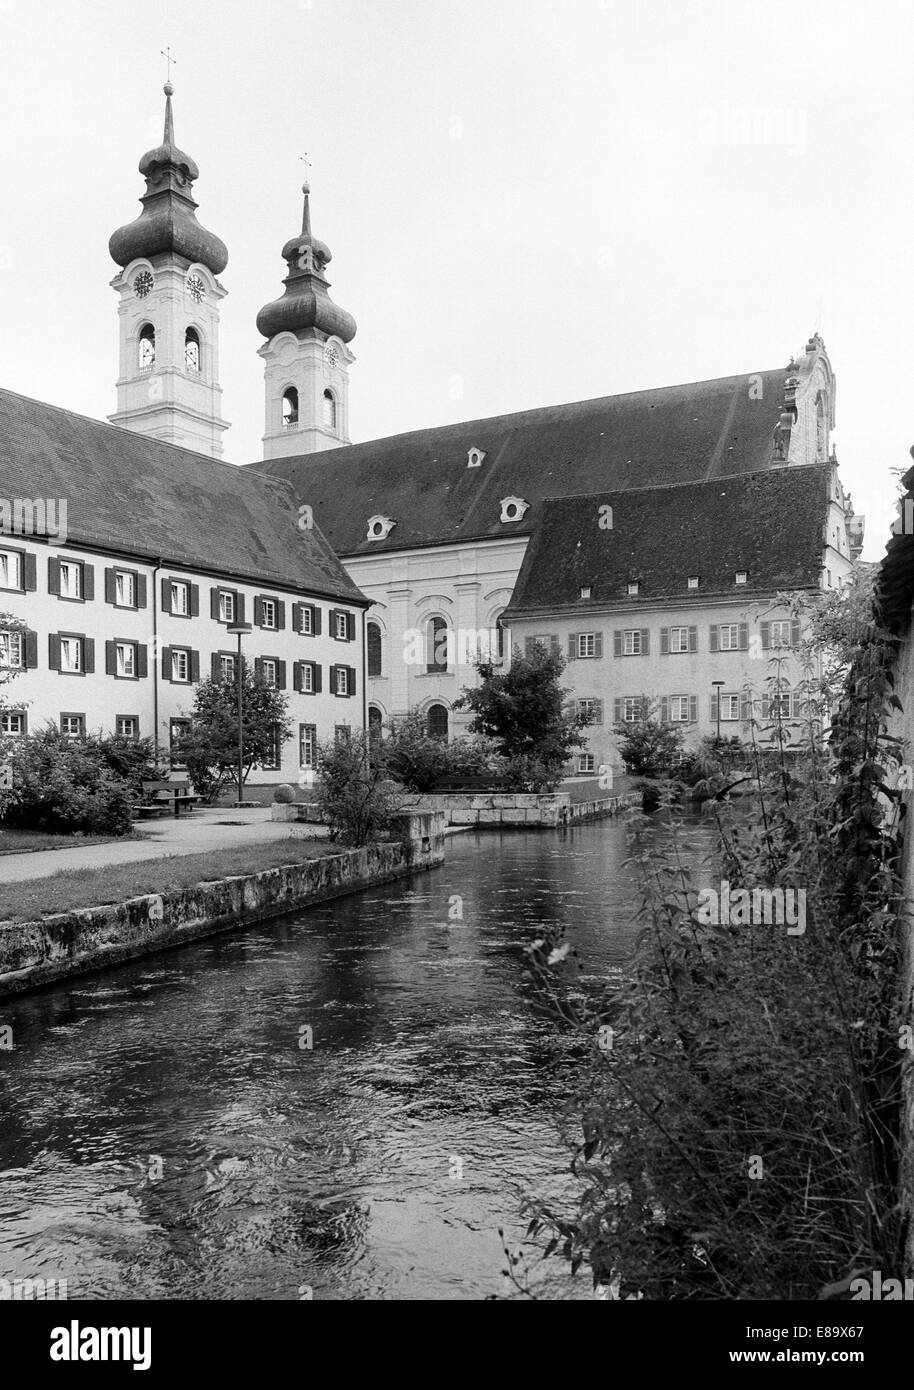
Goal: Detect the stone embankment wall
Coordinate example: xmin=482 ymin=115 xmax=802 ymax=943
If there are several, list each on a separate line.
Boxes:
xmin=0 ymin=812 xmax=445 ymax=1000
xmin=273 ymin=792 xmax=636 ymax=829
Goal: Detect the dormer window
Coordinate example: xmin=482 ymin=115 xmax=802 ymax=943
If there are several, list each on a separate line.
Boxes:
xmin=627 ymin=582 xmax=639 ymax=596
xmin=467 ymin=447 xmax=487 ymax=469
xmin=580 ymin=585 xmax=592 ymax=599
xmin=735 ymin=571 xmax=748 ymax=585
xmin=184 ymin=327 xmax=200 ymax=374
xmin=282 ymin=388 xmax=299 ymax=429
xmin=688 ymin=576 xmax=700 ymax=590
xmin=138 ymin=324 xmax=155 ymax=371
xmin=499 ymin=496 xmax=530 ymax=524
xmin=323 ymin=389 xmax=337 ymax=430
xmin=367 ymin=515 xmax=396 ymax=541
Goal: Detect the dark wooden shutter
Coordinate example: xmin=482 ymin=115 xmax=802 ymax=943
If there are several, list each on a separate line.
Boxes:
xmin=641 ymin=628 xmax=650 ymax=656
xmin=210 ymin=588 xmax=220 ymax=620
xmin=293 ymin=662 xmax=302 ymax=692
xmin=83 ymin=564 xmax=95 ymax=601
xmin=710 ymin=691 xmax=718 ymax=723
xmin=83 ymin=637 xmax=95 ymax=674
xmin=761 ymin=695 xmax=771 ymax=719
xmin=329 ymin=608 xmax=339 ymax=637
xmin=104 ymin=568 xmax=116 ymax=604
xmin=136 ymin=574 xmax=148 ymax=609
xmin=277 ymin=660 xmax=287 ymax=690
xmin=292 ymin=604 xmax=302 ymax=633
xmin=660 ymin=697 xmax=669 ymax=723
xmin=760 ymin=621 xmax=770 ymax=650
xmin=190 ymin=650 xmax=200 ymax=683
xmin=347 ymin=612 xmax=356 ymax=641
xmin=525 ymin=638 xmax=534 ymax=659
xmin=689 ymin=695 xmax=698 ymax=723
xmin=161 ymin=646 xmax=172 ymax=681
xmin=613 ymin=698 xmax=622 ymax=724
xmin=594 ymin=633 xmax=604 ymax=659
xmin=613 ymin=630 xmax=622 ymax=658
xmin=137 ymin=644 xmax=148 ymax=679
xmin=792 ymin=690 xmax=803 ymax=717
xmin=313 ymin=663 xmax=322 ymax=694
xmin=105 ymin=640 xmax=116 ymax=675
xmin=709 ymin=626 xmax=719 ymax=653
xmin=594 ymin=699 xmax=603 ymax=725
xmin=189 ymin=584 xmax=200 ymax=617
xmin=312 ymin=606 xmax=322 ymax=636
xmin=791 ymin=620 xmax=801 ymax=648
xmin=48 ymin=633 xmax=60 ymax=670
xmin=211 ymin=652 xmax=221 ymax=680
xmin=348 ymin=666 xmax=357 ymax=697
xmin=738 ymin=623 xmax=749 ymax=651
xmin=236 ymin=593 xmax=246 ymax=623
xmin=550 ymin=636 xmax=560 ymax=657
xmin=23 ymin=553 xmax=37 ymax=592
xmin=254 ymin=596 xmax=264 ymax=626
xmin=161 ymin=577 xmax=172 ymax=613
xmin=688 ymin=626 xmax=698 ymax=653
xmin=276 ymin=600 xmax=286 ymax=631
xmin=48 ymin=557 xmax=60 ymax=594
xmin=567 ymin=634 xmax=576 ymax=661
xmin=660 ymin=627 xmax=669 ymax=655
xmin=24 ymin=630 xmax=38 ymax=669
xmin=740 ymin=693 xmax=751 ymax=720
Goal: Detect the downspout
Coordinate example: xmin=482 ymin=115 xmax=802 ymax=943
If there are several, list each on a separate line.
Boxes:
xmin=362 ymin=605 xmax=368 ymax=762
xmin=152 ymin=559 xmax=162 ymax=766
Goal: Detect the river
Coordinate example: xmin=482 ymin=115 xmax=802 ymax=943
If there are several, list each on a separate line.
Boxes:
xmin=0 ymin=814 xmax=715 ymax=1301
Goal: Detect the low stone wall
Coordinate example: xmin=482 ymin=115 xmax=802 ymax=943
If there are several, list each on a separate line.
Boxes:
xmin=272 ymin=792 xmax=636 ymax=828
xmin=0 ymin=812 xmax=446 ymax=1000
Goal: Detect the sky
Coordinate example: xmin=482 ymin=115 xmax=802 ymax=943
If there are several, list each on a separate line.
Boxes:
xmin=0 ymin=0 xmax=911 ymax=559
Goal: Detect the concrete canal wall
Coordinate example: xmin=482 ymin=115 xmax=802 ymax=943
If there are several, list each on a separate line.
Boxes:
xmin=273 ymin=791 xmax=636 ymax=829
xmin=0 ymin=812 xmax=445 ymax=1000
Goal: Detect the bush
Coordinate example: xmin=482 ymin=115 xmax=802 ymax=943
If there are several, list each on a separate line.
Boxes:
xmin=314 ymin=733 xmax=404 ymax=846
xmin=383 ymin=713 xmax=451 ymax=792
xmin=0 ymin=726 xmax=135 ymax=835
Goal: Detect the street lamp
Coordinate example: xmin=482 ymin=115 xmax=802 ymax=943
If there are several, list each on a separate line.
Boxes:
xmin=227 ymin=622 xmax=253 ymax=806
xmin=712 ymin=680 xmax=725 ymax=744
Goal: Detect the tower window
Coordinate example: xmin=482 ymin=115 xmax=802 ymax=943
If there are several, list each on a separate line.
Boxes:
xmin=185 ymin=327 xmax=201 ymax=374
xmin=426 ymin=617 xmax=450 ymax=672
xmin=367 ymin=621 xmax=382 ymax=678
xmin=138 ymin=324 xmax=155 ymax=371
xmin=323 ymin=389 xmax=337 ymax=430
xmin=427 ymin=703 xmax=449 ymax=742
xmin=282 ymin=388 xmax=299 ymax=429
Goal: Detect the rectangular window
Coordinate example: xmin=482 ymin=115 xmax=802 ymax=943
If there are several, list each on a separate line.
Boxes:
xmin=170 ymin=718 xmax=190 ymax=766
xmin=669 ymin=626 xmax=690 ymax=654
xmin=116 ymin=715 xmax=139 ymax=740
xmin=577 ymin=698 xmax=602 ymax=724
xmin=116 ymin=642 xmax=136 ymax=678
xmin=219 ymin=591 xmax=235 ymax=624
xmin=335 ymin=725 xmax=351 ymax=744
xmin=623 ymin=629 xmax=642 ymax=656
xmin=719 ymin=624 xmax=739 ymax=652
xmin=335 ymin=611 xmax=348 ymax=640
xmin=59 ymin=560 xmax=82 ymax=600
xmin=687 ymin=576 xmax=699 ymax=590
xmin=59 ymin=636 xmax=83 ymax=673
xmin=622 ymin=697 xmax=642 ymax=723
xmin=301 ymin=662 xmax=314 ymax=693
xmin=60 ymin=713 xmax=85 ymax=739
xmin=171 ymin=580 xmax=190 ymax=616
xmin=0 ymin=549 xmax=22 ymax=591
xmin=770 ymin=619 xmax=793 ymax=647
xmin=0 ymin=630 xmax=22 ymax=669
xmin=299 ymin=723 xmax=317 ymax=769
xmin=735 ymin=572 xmax=748 ymax=585
xmin=300 ymin=605 xmax=313 ymax=635
xmin=261 ymin=598 xmax=277 ymax=630
xmin=171 ymin=649 xmax=190 ymax=683
xmin=1 ymin=711 xmax=25 ymax=736
xmin=670 ymin=695 xmax=690 ymax=722
xmin=337 ymin=666 xmax=349 ymax=696
xmin=114 ymin=570 xmax=136 ymax=608
xmin=577 ymin=753 xmax=596 ymax=773
xmin=577 ymin=633 xmax=596 ymax=659
xmin=219 ymin=654 xmax=236 ymax=680
xmin=262 ymin=658 xmax=278 ymax=687
xmin=627 ymin=582 xmax=639 ymax=596
xmin=263 ymin=724 xmax=282 ymax=770
xmin=721 ymin=694 xmax=741 ymax=721
xmin=769 ymin=692 xmax=791 ymax=719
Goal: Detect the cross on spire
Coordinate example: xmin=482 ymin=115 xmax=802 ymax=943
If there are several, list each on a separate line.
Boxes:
xmin=161 ymin=46 xmax=177 ymax=84
xmin=299 ymin=152 xmax=311 ymax=188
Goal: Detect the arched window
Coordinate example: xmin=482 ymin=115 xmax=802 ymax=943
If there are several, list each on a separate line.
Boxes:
xmin=426 ymin=616 xmax=449 ymax=672
xmin=367 ymin=621 xmax=382 ymax=677
xmin=494 ymin=613 xmax=507 ymax=663
xmin=184 ymin=327 xmax=201 ymax=373
xmin=138 ymin=324 xmax=155 ymax=371
xmin=282 ymin=387 xmax=299 ymax=429
xmin=427 ymin=704 xmax=449 ymax=742
xmin=323 ymin=388 xmax=337 ymax=430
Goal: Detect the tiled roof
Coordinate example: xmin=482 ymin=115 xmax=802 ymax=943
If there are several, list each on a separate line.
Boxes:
xmin=247 ymin=368 xmax=793 ymax=554
xmin=0 ymin=388 xmax=366 ymax=603
xmin=503 ymin=466 xmax=832 ymax=615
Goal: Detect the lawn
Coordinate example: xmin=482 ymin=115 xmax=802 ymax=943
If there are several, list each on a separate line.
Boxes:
xmin=0 ymin=838 xmax=340 ymax=923
xmin=0 ymin=828 xmax=140 ymax=856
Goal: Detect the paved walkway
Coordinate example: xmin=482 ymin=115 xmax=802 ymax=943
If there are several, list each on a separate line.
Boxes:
xmin=0 ymin=809 xmax=327 ymax=885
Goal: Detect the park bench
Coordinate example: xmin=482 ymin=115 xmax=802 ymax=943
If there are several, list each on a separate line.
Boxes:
xmin=135 ymin=779 xmax=200 ymax=819
xmin=430 ymin=774 xmax=514 ymax=792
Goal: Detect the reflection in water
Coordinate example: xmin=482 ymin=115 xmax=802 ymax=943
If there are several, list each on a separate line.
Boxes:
xmin=0 ymin=816 xmax=714 ymax=1300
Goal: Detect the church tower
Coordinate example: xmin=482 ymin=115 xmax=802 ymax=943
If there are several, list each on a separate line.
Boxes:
xmin=256 ymin=181 xmax=356 ymax=459
xmin=108 ymin=84 xmax=229 ymax=458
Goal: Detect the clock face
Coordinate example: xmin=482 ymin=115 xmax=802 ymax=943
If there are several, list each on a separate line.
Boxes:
xmin=186 ymin=274 xmax=205 ymax=304
xmin=133 ymin=270 xmax=154 ymax=299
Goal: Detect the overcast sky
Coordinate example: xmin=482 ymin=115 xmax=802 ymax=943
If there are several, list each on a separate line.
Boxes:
xmin=0 ymin=0 xmax=910 ymax=558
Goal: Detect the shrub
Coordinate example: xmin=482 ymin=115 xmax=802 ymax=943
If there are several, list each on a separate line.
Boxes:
xmin=383 ymin=713 xmax=451 ymax=792
xmin=0 ymin=726 xmax=134 ymax=835
xmin=314 ymin=733 xmax=404 ymax=846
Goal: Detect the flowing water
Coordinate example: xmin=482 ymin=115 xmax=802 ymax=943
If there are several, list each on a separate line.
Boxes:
xmin=0 ymin=815 xmax=714 ymax=1300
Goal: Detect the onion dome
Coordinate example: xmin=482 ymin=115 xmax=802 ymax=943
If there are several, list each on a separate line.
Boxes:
xmin=256 ymin=183 xmax=356 ymax=343
xmin=109 ymin=84 xmax=228 ymax=276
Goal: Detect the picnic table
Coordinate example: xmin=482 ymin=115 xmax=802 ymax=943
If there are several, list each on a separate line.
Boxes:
xmin=135 ymin=780 xmax=200 ymax=819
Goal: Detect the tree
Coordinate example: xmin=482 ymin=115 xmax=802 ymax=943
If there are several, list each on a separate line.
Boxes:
xmin=613 ymin=710 xmax=686 ymax=778
xmin=177 ymin=659 xmax=292 ymax=801
xmin=455 ymin=641 xmax=592 ymax=790
xmin=314 ymin=731 xmax=404 ymax=846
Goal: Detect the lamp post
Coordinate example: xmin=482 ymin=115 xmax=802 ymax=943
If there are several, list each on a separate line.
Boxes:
xmin=227 ymin=622 xmax=252 ymax=806
xmin=712 ymin=680 xmax=725 ymax=744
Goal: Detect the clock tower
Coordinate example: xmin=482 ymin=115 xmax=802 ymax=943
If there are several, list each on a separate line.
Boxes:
xmin=256 ymin=180 xmax=356 ymax=459
xmin=108 ymin=84 xmax=229 ymax=458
